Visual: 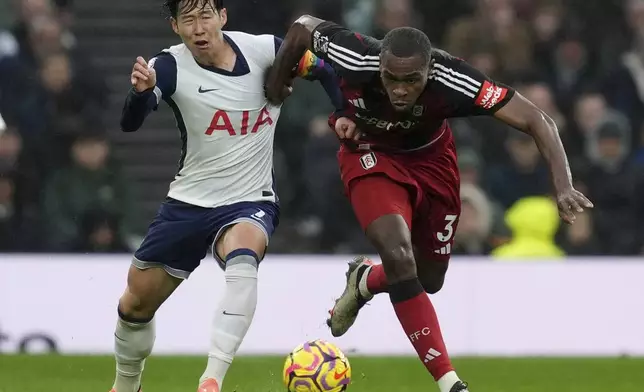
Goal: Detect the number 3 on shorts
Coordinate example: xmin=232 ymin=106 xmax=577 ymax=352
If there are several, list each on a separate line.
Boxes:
xmin=437 ymin=214 xmax=458 ymax=243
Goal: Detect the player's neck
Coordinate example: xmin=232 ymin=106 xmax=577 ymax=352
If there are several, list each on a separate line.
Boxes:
xmin=193 ymin=34 xmax=235 ymax=70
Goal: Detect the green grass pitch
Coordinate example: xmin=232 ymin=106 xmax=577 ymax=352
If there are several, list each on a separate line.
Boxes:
xmin=0 ymin=355 xmax=642 ymax=392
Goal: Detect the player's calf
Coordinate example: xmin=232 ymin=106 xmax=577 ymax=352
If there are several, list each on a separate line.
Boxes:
xmin=366 ymin=215 xmax=464 ymax=392
xmin=112 ymin=265 xmax=182 ymax=392
xmin=200 ymin=222 xmax=266 ymax=390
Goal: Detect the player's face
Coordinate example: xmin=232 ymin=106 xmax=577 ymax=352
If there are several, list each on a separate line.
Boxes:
xmin=380 ymin=52 xmax=429 ymax=112
xmin=171 ymin=0 xmax=227 ymax=52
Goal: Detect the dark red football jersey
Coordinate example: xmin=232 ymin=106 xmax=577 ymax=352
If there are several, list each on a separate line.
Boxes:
xmin=311 ymin=21 xmax=516 ymax=151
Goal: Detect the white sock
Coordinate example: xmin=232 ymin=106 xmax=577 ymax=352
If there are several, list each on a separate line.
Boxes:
xmin=437 ymin=370 xmax=461 ymax=392
xmin=358 ymin=265 xmax=374 ymax=299
xmin=200 ymin=253 xmax=258 ymax=388
xmin=113 ymin=315 xmax=155 ymax=392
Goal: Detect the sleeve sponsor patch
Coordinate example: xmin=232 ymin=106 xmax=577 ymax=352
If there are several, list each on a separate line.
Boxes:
xmin=312 ymin=30 xmax=330 ymax=54
xmin=475 ymin=81 xmax=508 ymax=110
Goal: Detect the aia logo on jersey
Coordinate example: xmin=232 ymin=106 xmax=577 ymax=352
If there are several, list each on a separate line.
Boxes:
xmin=204 ymin=108 xmax=274 ymax=136
xmin=360 ymin=152 xmax=377 ymax=170
xmin=475 ymin=81 xmax=508 ymax=110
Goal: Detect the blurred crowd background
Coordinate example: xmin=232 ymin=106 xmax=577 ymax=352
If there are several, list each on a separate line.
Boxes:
xmin=1 ymin=0 xmax=644 ymax=257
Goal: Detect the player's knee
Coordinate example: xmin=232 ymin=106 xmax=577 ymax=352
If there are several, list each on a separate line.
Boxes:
xmin=419 ymin=275 xmax=445 ymax=294
xmin=416 ymin=259 xmax=449 ymax=294
xmin=379 ymin=242 xmax=417 ymax=283
xmin=118 ymin=275 xmax=160 ymax=320
xmin=119 ymin=265 xmax=180 ymax=320
xmin=118 ymin=291 xmax=157 ymax=321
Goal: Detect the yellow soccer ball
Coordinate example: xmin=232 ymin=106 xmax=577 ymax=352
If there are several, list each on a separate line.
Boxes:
xmin=283 ymin=340 xmax=352 ymax=392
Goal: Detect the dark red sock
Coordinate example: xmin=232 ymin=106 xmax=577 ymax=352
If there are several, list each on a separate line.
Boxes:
xmin=389 ymin=279 xmax=454 ymax=381
xmin=366 ymin=264 xmax=388 ymax=294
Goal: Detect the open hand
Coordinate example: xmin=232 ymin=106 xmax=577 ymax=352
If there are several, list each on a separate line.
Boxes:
xmin=556 ymin=187 xmax=594 ymax=224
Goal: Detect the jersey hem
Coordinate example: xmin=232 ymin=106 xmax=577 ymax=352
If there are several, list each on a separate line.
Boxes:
xmin=166 ymin=192 xmax=278 ymax=209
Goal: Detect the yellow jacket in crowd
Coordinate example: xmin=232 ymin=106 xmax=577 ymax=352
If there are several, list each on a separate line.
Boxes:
xmin=492 ymin=196 xmax=565 ymax=259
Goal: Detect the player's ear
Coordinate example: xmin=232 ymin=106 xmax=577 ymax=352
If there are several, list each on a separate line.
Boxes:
xmin=170 ymin=18 xmax=180 ymax=35
xmin=218 ymin=8 xmax=228 ymax=27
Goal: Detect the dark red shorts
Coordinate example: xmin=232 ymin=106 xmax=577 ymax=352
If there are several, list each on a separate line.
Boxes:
xmin=338 ymin=132 xmax=461 ymax=262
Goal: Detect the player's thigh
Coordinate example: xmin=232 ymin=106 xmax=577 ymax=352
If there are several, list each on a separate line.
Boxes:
xmin=412 ymin=193 xmax=461 ymax=294
xmin=134 ymin=198 xmax=214 ymax=278
xmin=210 ymin=201 xmax=279 ymax=268
xmin=119 ymin=264 xmax=183 ymax=318
xmin=349 ymin=174 xmax=417 ymax=282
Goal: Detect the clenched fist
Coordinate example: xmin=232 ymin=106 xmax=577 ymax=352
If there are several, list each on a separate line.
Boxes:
xmin=131 ymin=56 xmax=157 ymax=93
xmin=335 ymin=117 xmax=363 ymax=141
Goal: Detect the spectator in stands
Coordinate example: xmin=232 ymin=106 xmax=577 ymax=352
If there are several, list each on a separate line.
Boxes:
xmin=11 ymin=0 xmax=53 ymax=55
xmin=0 ymin=126 xmax=42 ymax=232
xmin=0 ymin=113 xmax=27 ymax=251
xmin=582 ymin=116 xmax=644 ymax=254
xmin=530 ymin=0 xmax=565 ymax=68
xmin=36 ymin=52 xmax=105 ymax=166
xmin=465 ymin=44 xmax=503 ymax=80
xmin=458 ymin=148 xmax=484 ymax=187
xmin=602 ymin=0 xmax=644 ymax=134
xmin=559 ymin=210 xmax=599 ymax=255
xmin=453 ymin=183 xmax=494 ymax=255
xmin=573 ymin=91 xmax=608 ymax=135
xmin=485 ymin=131 xmax=550 ymax=209
xmin=445 ymin=0 xmax=533 ymax=78
xmin=372 ymin=0 xmax=421 ymax=39
xmin=517 ymin=81 xmax=586 ymax=160
xmin=73 ymin=209 xmax=130 ymax=253
xmin=12 ymin=0 xmax=76 ymax=67
xmin=492 ymin=196 xmax=565 ymax=259
xmin=301 ymin=116 xmax=363 ymax=253
xmin=42 ymin=133 xmax=136 ymax=251
xmin=540 ymin=30 xmax=596 ymax=115
xmin=0 ymin=171 xmax=22 ymax=251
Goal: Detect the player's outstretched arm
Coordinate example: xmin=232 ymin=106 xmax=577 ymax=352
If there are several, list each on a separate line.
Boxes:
xmin=265 ymin=15 xmax=325 ymax=104
xmin=120 ymin=54 xmax=176 ymax=132
xmin=434 ymin=54 xmax=593 ymax=224
xmin=494 ymin=94 xmax=594 ymax=224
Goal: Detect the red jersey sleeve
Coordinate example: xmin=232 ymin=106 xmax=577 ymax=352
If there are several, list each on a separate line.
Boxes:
xmin=430 ymin=50 xmax=515 ymax=117
xmin=311 ymin=21 xmax=381 ymax=82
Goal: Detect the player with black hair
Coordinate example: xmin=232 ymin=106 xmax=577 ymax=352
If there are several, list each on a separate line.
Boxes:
xmin=109 ymin=2 xmax=341 ymax=392
xmin=266 ymin=15 xmax=593 ymax=392
xmin=162 ymin=0 xmax=223 ymax=19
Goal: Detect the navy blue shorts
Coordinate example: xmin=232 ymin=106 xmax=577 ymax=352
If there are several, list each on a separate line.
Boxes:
xmin=133 ymin=198 xmax=279 ymax=278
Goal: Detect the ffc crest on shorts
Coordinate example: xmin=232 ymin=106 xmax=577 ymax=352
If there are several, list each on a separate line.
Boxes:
xmin=359 ymin=152 xmax=377 ymax=170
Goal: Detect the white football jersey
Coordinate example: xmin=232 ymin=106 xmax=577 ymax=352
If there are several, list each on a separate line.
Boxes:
xmin=150 ymin=32 xmax=281 ymax=208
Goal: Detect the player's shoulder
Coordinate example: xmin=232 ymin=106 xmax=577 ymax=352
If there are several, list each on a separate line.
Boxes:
xmin=148 ymin=46 xmax=180 ymax=73
xmin=158 ymin=43 xmax=188 ymax=58
xmin=428 ymin=48 xmax=486 ymax=92
xmin=430 ymin=48 xmax=464 ymax=68
xmin=225 ymin=31 xmax=275 ymax=48
xmin=225 ymin=31 xmax=277 ymax=66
